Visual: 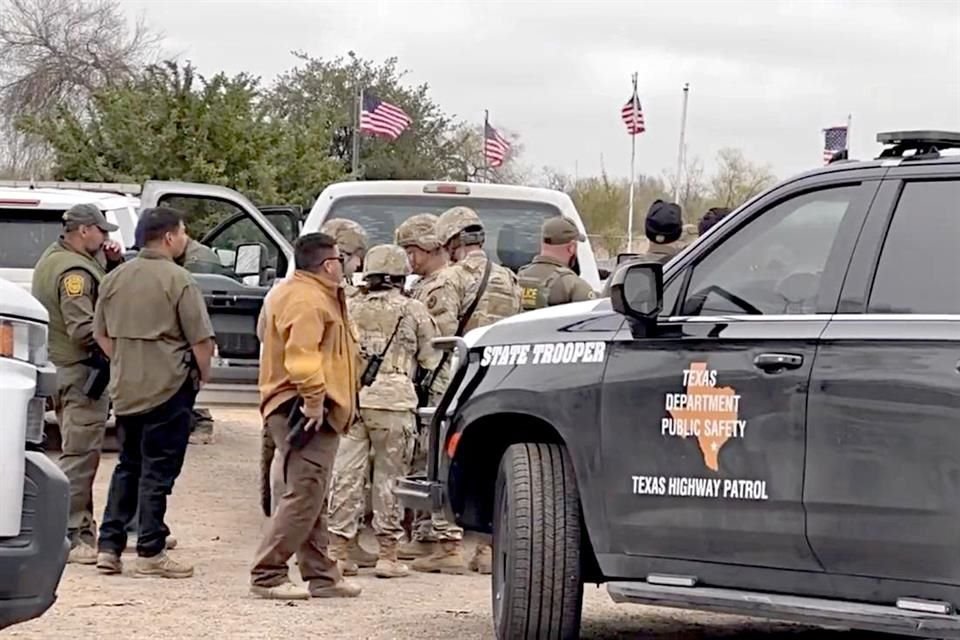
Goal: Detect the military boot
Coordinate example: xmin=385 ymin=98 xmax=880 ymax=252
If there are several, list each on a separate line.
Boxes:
xmin=469 ymin=543 xmax=493 ymax=575
xmin=398 ymin=539 xmax=437 ymax=561
xmin=329 ymin=534 xmax=358 ymax=576
xmin=250 ymin=581 xmax=310 ymax=601
xmin=374 ymin=540 xmax=410 ymax=579
xmin=96 ymin=550 xmax=123 ymax=575
xmin=348 ymin=536 xmax=378 ymax=569
xmin=134 ymin=552 xmax=194 ymax=579
xmin=68 ymin=541 xmax=97 ymax=565
xmin=412 ymin=540 xmax=469 ymax=575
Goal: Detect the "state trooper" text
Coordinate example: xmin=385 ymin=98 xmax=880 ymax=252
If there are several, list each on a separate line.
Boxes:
xmin=480 ymin=341 xmax=607 ymax=367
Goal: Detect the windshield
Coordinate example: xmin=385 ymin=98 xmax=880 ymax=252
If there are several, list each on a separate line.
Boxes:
xmin=325 ymin=196 xmax=562 ymax=272
xmin=0 ymin=208 xmax=65 ymax=268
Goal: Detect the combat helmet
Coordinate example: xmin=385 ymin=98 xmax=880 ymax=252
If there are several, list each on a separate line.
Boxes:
xmin=363 ymin=244 xmax=411 ymax=277
xmin=395 ymin=213 xmax=441 ymax=251
xmin=320 ymin=219 xmax=368 ymax=256
xmin=435 ymin=206 xmax=484 ymax=247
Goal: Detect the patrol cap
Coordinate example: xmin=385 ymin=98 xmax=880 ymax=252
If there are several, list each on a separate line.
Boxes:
xmin=62 ymin=203 xmax=118 ymax=232
xmin=542 ymin=216 xmax=585 ymax=245
xmin=435 ymin=206 xmax=483 ymax=246
xmin=364 ymin=244 xmax=411 ymax=277
xmin=320 ymin=218 xmax=368 ymax=255
xmin=395 ymin=213 xmax=440 ymax=251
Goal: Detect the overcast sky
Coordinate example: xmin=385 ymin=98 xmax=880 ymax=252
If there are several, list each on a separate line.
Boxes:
xmin=121 ymin=0 xmax=960 ymax=183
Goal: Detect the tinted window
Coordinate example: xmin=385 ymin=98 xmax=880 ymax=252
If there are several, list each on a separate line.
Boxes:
xmin=681 ymin=186 xmax=860 ymax=316
xmin=869 ymin=180 xmax=960 ymax=314
xmin=326 ymin=196 xmax=561 ymax=272
xmin=0 ymin=208 xmax=65 ymax=268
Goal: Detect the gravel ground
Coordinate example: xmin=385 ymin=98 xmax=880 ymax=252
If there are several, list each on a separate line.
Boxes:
xmin=9 ymin=409 xmax=897 ymax=639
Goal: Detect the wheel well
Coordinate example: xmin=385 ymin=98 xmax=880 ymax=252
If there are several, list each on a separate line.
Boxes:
xmin=449 ymin=412 xmax=603 ymax=582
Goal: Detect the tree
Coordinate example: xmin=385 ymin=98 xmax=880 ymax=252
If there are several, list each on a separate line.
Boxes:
xmin=19 ymin=61 xmax=322 ymax=234
xmin=0 ymin=0 xmax=161 ymax=177
xmin=268 ymin=51 xmax=459 ymax=182
xmin=442 ymin=122 xmax=528 ymax=184
xmin=708 ymin=147 xmax=776 ymax=209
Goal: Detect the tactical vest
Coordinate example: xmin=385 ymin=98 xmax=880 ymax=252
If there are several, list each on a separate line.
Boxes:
xmin=517 ymin=261 xmax=572 ymax=311
xmin=32 ymin=243 xmax=106 ymax=366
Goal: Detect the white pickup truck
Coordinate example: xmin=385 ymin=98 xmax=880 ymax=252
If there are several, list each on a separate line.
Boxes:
xmin=0 ymin=277 xmax=68 ymax=630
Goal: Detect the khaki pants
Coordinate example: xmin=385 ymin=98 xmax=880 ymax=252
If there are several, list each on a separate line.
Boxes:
xmin=55 ymin=362 xmax=110 ymax=547
xmin=328 ymin=408 xmax=414 ymax=544
xmin=251 ymin=408 xmax=342 ymax=589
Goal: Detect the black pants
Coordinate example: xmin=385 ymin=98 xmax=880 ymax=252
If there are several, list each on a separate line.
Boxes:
xmin=98 ymin=380 xmax=196 ymax=558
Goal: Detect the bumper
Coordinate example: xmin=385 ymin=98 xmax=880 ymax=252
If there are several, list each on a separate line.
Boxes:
xmin=0 ymin=452 xmax=69 ymax=631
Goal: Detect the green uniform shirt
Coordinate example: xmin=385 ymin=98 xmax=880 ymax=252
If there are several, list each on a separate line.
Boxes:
xmin=32 ymin=240 xmax=109 ymax=367
xmin=94 ymin=249 xmax=215 ymax=416
xmin=517 ymin=255 xmax=597 ymax=310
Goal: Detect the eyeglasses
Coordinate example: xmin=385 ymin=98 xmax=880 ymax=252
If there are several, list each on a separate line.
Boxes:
xmin=323 ymin=256 xmax=345 ymax=265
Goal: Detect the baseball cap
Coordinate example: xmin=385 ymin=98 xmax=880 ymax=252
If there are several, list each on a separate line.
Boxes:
xmin=62 ymin=203 xmax=119 ymax=232
xmin=542 ymin=216 xmax=585 ymax=245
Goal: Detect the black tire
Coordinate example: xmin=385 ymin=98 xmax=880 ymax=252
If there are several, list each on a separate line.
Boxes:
xmin=492 ymin=442 xmax=584 ymax=640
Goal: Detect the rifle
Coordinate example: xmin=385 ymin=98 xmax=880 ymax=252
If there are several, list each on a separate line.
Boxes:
xmin=416 ymin=257 xmax=493 ymax=408
xmin=81 ymin=346 xmax=111 ymax=400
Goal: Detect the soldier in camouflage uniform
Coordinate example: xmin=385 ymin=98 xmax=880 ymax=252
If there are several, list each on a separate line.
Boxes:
xmin=327 ymin=245 xmax=440 ymax=579
xmin=32 ymin=204 xmax=126 ymax=564
xmin=319 ymin=218 xmax=368 ymax=297
xmin=393 ymin=213 xmax=471 ymax=572
xmin=410 ymin=206 xmax=522 ymax=575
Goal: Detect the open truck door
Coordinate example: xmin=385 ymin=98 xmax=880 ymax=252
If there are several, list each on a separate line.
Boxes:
xmin=138 ymin=181 xmax=294 ymax=404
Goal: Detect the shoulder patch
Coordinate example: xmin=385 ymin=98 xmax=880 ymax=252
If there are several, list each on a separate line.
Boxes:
xmin=62 ymin=274 xmax=85 ymax=298
xmin=427 ymin=295 xmax=438 ymax=310
xmin=587 ymin=290 xmax=597 ymax=299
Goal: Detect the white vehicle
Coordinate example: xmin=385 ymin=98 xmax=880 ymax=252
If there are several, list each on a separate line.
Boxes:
xmin=0 ymin=181 xmax=140 ymax=291
xmin=0 ymin=278 xmax=68 ymax=629
xmin=303 ymin=180 xmax=604 ymax=288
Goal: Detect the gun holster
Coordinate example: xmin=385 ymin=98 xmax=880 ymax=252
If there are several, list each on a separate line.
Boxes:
xmin=81 ymin=352 xmax=111 ymax=400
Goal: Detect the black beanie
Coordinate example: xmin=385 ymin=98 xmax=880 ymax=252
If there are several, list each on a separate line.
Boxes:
xmin=645 ymin=200 xmax=683 ymax=244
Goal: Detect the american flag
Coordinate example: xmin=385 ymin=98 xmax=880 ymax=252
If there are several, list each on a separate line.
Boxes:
xmin=823 ymin=126 xmax=848 ymax=164
xmin=360 ymin=92 xmax=412 ymax=140
xmin=621 ymin=92 xmax=645 ymax=136
xmin=484 ymin=122 xmax=511 ymax=168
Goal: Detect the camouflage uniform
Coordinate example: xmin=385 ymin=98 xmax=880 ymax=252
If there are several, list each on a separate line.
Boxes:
xmin=412 ymin=207 xmax=522 ymax=575
xmin=320 ymin=218 xmax=368 ymax=298
xmin=327 ymin=245 xmax=440 ymax=579
xmin=31 ymin=204 xmax=122 ymax=564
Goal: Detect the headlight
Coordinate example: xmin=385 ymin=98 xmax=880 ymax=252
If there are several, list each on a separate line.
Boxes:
xmin=0 ymin=317 xmax=48 ymax=366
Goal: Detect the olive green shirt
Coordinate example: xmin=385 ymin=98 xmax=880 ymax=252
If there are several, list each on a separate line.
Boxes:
xmin=32 ymin=240 xmax=110 ymax=366
xmin=517 ymin=255 xmax=597 ymax=309
xmin=94 ymin=249 xmax=215 ymax=416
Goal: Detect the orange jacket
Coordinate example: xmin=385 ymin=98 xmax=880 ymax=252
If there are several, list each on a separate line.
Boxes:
xmin=258 ymin=270 xmax=359 ymax=433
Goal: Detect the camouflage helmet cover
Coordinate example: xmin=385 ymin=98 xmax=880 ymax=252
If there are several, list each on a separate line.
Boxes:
xmin=395 ymin=213 xmax=441 ymax=251
xmin=320 ymin=218 xmax=368 ymax=255
xmin=363 ymin=244 xmax=411 ymax=277
xmin=435 ymin=206 xmax=483 ymax=246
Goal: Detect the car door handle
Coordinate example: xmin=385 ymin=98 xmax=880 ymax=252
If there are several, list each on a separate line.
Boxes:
xmin=753 ymin=353 xmax=804 ymax=371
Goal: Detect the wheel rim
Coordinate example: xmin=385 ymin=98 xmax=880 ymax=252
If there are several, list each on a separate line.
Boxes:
xmin=493 ymin=482 xmax=509 ymax=626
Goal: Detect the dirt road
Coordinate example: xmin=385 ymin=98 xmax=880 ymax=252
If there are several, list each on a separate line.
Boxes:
xmin=9 ymin=409 xmax=892 ymax=639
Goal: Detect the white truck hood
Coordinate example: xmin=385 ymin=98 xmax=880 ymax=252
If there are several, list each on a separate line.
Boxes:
xmin=0 ymin=277 xmax=48 ymax=323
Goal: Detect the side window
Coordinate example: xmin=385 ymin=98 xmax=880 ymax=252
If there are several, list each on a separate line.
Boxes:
xmin=660 ymin=275 xmax=682 ymax=317
xmin=680 ymin=186 xmax=861 ymax=316
xmin=206 ymin=217 xmax=282 ymax=276
xmin=868 ymin=180 xmax=960 ymax=314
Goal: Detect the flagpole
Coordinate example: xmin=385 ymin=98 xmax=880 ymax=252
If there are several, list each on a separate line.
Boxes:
xmin=352 ymin=87 xmax=363 ymax=178
xmin=673 ymin=82 xmax=690 ymax=203
xmin=483 ymin=109 xmax=490 ymax=183
xmin=627 ymin=72 xmax=638 ymax=253
xmin=846 ymin=113 xmax=852 ymax=156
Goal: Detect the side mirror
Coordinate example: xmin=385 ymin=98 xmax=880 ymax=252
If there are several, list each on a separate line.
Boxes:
xmin=598 ymin=268 xmax=611 ymax=280
xmin=610 ymin=262 xmax=663 ymax=320
xmin=235 ymin=243 xmax=267 ymax=281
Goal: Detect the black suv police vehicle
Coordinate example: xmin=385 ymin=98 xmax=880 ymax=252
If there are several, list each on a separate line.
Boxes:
xmin=397 ymin=131 xmax=960 ymax=639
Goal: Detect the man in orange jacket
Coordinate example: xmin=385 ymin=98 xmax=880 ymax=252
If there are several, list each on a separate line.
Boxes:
xmin=250 ymin=232 xmax=362 ymax=600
